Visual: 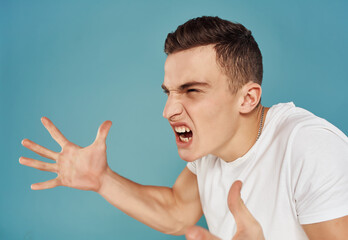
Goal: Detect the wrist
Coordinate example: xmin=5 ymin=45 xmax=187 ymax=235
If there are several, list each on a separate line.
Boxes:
xmin=97 ymin=166 xmax=114 ymax=194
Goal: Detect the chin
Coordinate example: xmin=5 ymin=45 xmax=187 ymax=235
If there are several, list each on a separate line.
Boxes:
xmin=178 ymin=150 xmax=203 ymax=162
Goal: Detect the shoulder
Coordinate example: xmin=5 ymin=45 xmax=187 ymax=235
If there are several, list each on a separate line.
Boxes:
xmin=289 ymin=123 xmax=348 ymax=186
xmin=277 ymin=106 xmax=348 ymax=224
xmin=276 ymin=103 xmax=348 ymax=185
xmin=266 ymin=102 xmax=347 ymax=145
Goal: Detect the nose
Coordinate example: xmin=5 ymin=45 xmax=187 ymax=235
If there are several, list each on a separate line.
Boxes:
xmin=162 ymin=95 xmax=184 ymax=121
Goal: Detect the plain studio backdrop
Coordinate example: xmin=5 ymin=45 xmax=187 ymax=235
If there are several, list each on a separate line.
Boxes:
xmin=1 ymin=0 xmax=347 ymax=239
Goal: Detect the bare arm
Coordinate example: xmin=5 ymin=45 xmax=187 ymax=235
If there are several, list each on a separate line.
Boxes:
xmin=98 ymin=167 xmax=202 ymax=235
xmin=20 ymin=117 xmax=202 ymax=235
xmin=302 ymin=216 xmax=348 ymax=240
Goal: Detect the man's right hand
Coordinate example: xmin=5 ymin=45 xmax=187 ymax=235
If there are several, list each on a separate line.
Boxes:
xmin=20 ymin=117 xmax=113 ymax=192
xmin=20 ymin=117 xmax=203 ymax=234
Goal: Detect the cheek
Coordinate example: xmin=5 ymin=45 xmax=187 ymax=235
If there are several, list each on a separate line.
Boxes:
xmin=194 ymin=100 xmax=237 ymax=142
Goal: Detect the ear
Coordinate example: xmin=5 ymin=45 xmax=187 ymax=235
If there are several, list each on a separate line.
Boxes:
xmin=239 ymin=82 xmax=262 ymax=114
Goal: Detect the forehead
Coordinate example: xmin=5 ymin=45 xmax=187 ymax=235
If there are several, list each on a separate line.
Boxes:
xmin=163 ymin=45 xmax=225 ymax=88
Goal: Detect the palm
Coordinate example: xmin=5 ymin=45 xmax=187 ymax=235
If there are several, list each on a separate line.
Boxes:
xmin=56 ymin=142 xmax=107 ymax=191
xmin=20 ymin=117 xmax=112 ymax=192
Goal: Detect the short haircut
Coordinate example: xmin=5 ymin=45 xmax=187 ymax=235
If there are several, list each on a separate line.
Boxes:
xmin=164 ymin=16 xmax=263 ymax=93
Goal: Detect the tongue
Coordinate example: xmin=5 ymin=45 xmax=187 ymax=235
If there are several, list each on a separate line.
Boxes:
xmin=181 ymin=131 xmax=192 ymax=138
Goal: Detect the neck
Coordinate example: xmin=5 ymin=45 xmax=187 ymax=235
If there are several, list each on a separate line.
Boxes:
xmin=217 ymin=104 xmax=268 ymax=163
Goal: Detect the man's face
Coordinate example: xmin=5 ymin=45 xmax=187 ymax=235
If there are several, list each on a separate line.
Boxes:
xmin=162 ymin=45 xmax=242 ymax=162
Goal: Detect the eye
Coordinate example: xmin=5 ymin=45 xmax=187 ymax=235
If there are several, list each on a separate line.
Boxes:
xmin=163 ymin=90 xmax=169 ymax=96
xmin=187 ymin=89 xmax=199 ymax=93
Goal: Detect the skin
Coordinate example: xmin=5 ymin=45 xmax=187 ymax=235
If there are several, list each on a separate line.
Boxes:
xmin=20 ymin=45 xmax=348 ymax=239
xmin=186 ymin=181 xmax=265 ymax=240
xmin=162 ymin=45 xmax=264 ymax=163
xmin=21 ymin=118 xmax=203 ymax=235
xmin=186 ymin=211 xmax=348 ymax=240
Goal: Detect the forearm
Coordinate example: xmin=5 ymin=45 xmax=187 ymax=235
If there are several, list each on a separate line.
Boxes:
xmin=97 ymin=167 xmax=185 ymax=235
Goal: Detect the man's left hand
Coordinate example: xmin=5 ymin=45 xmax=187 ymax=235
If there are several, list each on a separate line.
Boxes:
xmin=185 ymin=181 xmax=265 ymax=240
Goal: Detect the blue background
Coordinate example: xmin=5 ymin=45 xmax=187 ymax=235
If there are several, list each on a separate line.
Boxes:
xmin=1 ymin=0 xmax=347 ymax=239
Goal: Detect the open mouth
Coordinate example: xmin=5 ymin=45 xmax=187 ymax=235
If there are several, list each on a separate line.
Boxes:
xmin=174 ymin=126 xmax=193 ymax=143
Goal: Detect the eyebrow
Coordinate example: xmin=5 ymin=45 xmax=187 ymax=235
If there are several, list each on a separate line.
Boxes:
xmin=161 ymin=81 xmax=211 ymax=92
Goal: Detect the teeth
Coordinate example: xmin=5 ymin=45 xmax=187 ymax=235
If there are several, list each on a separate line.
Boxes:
xmin=179 ymin=135 xmax=187 ymax=142
xmin=179 ymin=135 xmax=192 ymax=143
xmin=175 ymin=126 xmax=191 ymax=133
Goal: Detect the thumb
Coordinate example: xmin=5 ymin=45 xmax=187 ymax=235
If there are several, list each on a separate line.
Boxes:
xmin=186 ymin=226 xmax=221 ymax=240
xmin=227 ymin=180 xmax=256 ymax=228
xmin=94 ymin=120 xmax=112 ymax=143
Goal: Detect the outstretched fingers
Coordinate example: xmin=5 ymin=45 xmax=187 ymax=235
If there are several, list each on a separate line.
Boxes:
xmin=21 ymin=139 xmax=59 ymax=161
xmin=19 ymin=157 xmax=58 ymax=173
xmin=94 ymin=120 xmax=112 ymax=144
xmin=41 ymin=117 xmax=69 ymax=147
xmin=31 ymin=178 xmax=60 ymax=190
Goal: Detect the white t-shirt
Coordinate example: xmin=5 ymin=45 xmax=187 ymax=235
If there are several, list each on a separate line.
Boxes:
xmin=187 ymin=102 xmax=348 ymax=240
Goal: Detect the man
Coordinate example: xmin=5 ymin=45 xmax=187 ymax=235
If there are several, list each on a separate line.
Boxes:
xmin=20 ymin=16 xmax=348 ymax=239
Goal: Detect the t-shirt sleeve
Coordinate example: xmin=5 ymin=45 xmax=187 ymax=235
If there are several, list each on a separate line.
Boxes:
xmin=290 ymin=125 xmax=348 ymax=224
xmin=186 ymin=160 xmax=197 ymax=175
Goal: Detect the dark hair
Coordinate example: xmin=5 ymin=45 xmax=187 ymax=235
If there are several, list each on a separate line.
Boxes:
xmin=164 ymin=16 xmax=263 ymax=93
